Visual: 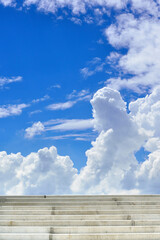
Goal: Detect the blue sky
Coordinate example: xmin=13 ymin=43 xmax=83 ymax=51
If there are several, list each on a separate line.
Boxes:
xmin=1 ymin=0 xmax=160 ymax=195
xmin=0 ymin=5 xmax=109 ymax=169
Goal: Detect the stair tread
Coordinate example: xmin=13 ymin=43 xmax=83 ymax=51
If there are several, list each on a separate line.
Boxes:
xmin=1 ymin=195 xmax=160 ymax=239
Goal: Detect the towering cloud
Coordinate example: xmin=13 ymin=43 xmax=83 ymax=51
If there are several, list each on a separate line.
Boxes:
xmin=1 ymin=86 xmax=160 ymax=194
xmin=71 ymin=87 xmax=144 ymax=194
xmin=129 ymin=86 xmax=160 ymax=193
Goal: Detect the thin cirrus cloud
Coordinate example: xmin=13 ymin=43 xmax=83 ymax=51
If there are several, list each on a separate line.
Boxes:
xmin=51 ymin=84 xmax=61 ymax=89
xmin=0 ymin=94 xmax=49 ymax=120
xmin=67 ymin=89 xmax=90 ymax=100
xmin=47 ymin=90 xmax=91 ymax=111
xmin=81 ymin=54 xmax=122 ymax=79
xmin=32 ymin=95 xmax=50 ymax=104
xmin=29 ymin=110 xmax=42 ymax=116
xmin=45 ymin=119 xmax=94 ymax=131
xmin=25 ymin=119 xmax=94 ymax=139
xmin=81 ymin=57 xmax=105 ymax=78
xmin=0 ymin=104 xmax=29 ymax=118
xmin=0 ymin=76 xmax=22 ymax=88
xmin=47 ymin=100 xmax=76 ymax=111
xmin=44 ymin=132 xmax=96 ymax=141
xmin=48 ymin=84 xmax=61 ymax=90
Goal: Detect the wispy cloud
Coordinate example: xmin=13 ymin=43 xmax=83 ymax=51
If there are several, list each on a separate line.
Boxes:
xmin=25 ymin=118 xmax=94 ymax=139
xmin=107 ymin=52 xmax=121 ymax=65
xmin=70 ymin=17 xmax=82 ymax=25
xmin=46 ymin=119 xmax=94 ymax=131
xmin=0 ymin=0 xmax=15 ymax=7
xmin=97 ymin=39 xmax=104 ymax=45
xmin=32 ymin=95 xmax=50 ymax=103
xmin=22 ymin=0 xmax=131 ymax=15
xmin=81 ymin=57 xmax=105 ymax=78
xmin=44 ymin=132 xmax=96 ymax=141
xmin=67 ymin=89 xmax=90 ymax=100
xmin=0 ymin=103 xmax=29 ymax=118
xmin=1 ymin=0 xmax=160 ymax=21
xmin=0 ymin=76 xmax=22 ymax=88
xmin=29 ymin=110 xmax=42 ymax=116
xmin=48 ymin=84 xmax=61 ymax=90
xmin=47 ymin=100 xmax=76 ymax=110
xmin=47 ymin=89 xmax=91 ymax=111
xmin=44 ymin=119 xmax=66 ymax=126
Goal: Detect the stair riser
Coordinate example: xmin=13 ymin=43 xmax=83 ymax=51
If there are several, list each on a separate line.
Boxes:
xmin=1 ymin=226 xmax=160 ymax=233
xmin=1 ymin=220 xmax=160 ymax=226
xmin=1 ymin=234 xmax=160 ymax=240
xmin=2 ymin=196 xmax=160 ymax=201
xmin=1 ymin=205 xmax=160 ymax=210
xmin=2 ymin=214 xmax=160 ymax=220
xmin=1 ymin=195 xmax=160 ymax=239
xmin=1 ymin=202 xmax=160 ymax=206
xmin=1 ymin=210 xmax=160 ymax=215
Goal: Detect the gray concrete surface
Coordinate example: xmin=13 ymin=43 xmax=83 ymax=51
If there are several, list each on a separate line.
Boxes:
xmin=1 ymin=195 xmax=160 ymax=239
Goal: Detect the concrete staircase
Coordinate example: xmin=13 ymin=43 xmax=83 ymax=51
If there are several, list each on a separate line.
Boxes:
xmin=1 ymin=195 xmax=160 ymax=239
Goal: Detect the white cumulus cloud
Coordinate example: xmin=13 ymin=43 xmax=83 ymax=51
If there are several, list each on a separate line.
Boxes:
xmin=105 ymin=13 xmax=160 ymax=92
xmin=22 ymin=0 xmax=160 ymax=17
xmin=0 ymin=146 xmax=77 ymax=195
xmin=71 ymin=87 xmax=144 ymax=194
xmin=23 ymin=0 xmax=127 ymax=15
xmin=2 ymin=86 xmax=160 ymax=194
xmin=25 ymin=121 xmax=45 ymax=139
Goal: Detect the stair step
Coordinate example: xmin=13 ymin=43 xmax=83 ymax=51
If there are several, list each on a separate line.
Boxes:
xmin=1 ymin=195 xmax=160 ymax=239
xmin=1 ymin=226 xmax=160 ymax=233
xmin=2 ymin=201 xmax=160 ymax=206
xmin=1 ymin=195 xmax=160 ymax=200
xmin=1 ymin=219 xmax=160 ymax=226
xmin=1 ymin=209 xmax=160 ymax=215
xmin=2 ymin=214 xmax=160 ymax=220
xmin=1 ymin=233 xmax=160 ymax=240
xmin=2 ymin=205 xmax=160 ymax=210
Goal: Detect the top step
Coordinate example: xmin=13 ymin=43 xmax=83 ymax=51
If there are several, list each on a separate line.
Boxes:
xmin=1 ymin=195 xmax=160 ymax=201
